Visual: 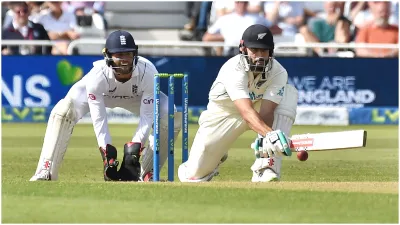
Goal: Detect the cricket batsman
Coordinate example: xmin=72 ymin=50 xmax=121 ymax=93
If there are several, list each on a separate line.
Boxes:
xmin=178 ymin=24 xmax=298 ymax=182
xmin=30 ymin=30 xmax=181 ymax=182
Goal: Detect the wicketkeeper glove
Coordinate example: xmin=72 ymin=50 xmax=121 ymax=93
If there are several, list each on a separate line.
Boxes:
xmin=118 ymin=142 xmax=144 ymax=182
xmin=99 ymin=144 xmax=120 ymax=181
xmin=251 ymin=130 xmax=292 ymax=158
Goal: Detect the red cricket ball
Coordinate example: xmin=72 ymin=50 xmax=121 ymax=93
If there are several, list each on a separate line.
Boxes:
xmin=297 ymin=150 xmax=308 ymax=161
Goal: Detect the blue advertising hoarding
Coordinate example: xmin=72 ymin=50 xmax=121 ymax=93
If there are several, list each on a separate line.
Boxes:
xmin=2 ymin=56 xmax=398 ymax=124
xmin=349 ymin=107 xmax=398 ymax=125
xmin=2 ymin=56 xmax=398 ymax=108
xmin=2 ymin=56 xmax=101 ymax=108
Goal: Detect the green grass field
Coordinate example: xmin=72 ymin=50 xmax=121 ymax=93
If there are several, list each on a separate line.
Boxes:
xmin=2 ymin=123 xmax=398 ymax=223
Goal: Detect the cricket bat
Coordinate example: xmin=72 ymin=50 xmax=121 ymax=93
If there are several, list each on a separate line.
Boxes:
xmin=289 ymin=130 xmax=367 ymax=152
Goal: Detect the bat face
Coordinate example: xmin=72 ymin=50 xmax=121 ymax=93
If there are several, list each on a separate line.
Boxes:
xmin=289 ymin=130 xmax=367 ymax=152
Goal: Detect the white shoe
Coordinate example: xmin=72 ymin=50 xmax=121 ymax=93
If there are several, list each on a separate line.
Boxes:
xmin=251 ymin=168 xmax=279 ymax=182
xmin=29 ymin=170 xmax=51 ymax=181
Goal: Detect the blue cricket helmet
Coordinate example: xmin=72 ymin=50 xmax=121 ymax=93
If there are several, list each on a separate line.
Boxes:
xmin=102 ymin=30 xmax=139 ymax=73
xmin=105 ymin=30 xmax=138 ymax=53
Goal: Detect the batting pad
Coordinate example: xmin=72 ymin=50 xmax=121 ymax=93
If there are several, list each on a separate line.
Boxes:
xmin=34 ymin=98 xmax=76 ymax=180
xmin=272 ymin=84 xmax=298 ymax=136
xmin=251 ymin=84 xmax=298 ymax=178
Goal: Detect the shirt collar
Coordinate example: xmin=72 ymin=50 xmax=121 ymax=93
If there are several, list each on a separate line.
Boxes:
xmin=12 ymin=20 xmax=32 ymax=30
xmin=12 ymin=21 xmax=24 ymax=30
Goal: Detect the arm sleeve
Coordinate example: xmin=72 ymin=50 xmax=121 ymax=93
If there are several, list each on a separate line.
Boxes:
xmin=262 ymin=70 xmax=288 ymax=104
xmin=86 ymin=72 xmax=111 ymax=148
xmin=131 ymin=66 xmax=156 ymax=145
xmin=224 ymin=70 xmax=250 ymax=101
xmin=207 ymin=17 xmax=223 ymax=34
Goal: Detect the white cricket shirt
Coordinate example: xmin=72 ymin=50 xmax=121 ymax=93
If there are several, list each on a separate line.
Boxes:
xmin=68 ymin=57 xmax=158 ymax=148
xmin=207 ymin=55 xmax=288 ymax=113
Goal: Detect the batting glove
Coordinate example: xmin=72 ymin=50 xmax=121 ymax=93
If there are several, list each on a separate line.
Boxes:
xmin=251 ymin=130 xmax=292 ymax=158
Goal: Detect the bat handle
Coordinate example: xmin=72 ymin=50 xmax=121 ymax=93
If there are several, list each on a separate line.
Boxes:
xmin=278 ymin=133 xmax=292 ymax=156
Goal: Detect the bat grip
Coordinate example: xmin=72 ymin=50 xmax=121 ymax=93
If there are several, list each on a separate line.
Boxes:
xmin=278 ymin=133 xmax=292 ymax=156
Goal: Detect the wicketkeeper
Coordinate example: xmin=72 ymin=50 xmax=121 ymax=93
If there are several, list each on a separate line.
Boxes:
xmin=178 ymin=24 xmax=298 ymax=182
xmin=30 ymin=30 xmax=181 ymax=182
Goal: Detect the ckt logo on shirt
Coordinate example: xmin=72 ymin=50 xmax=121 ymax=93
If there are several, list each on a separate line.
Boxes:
xmin=249 ymin=92 xmax=263 ymax=100
xmin=277 ymin=86 xmax=284 ymax=96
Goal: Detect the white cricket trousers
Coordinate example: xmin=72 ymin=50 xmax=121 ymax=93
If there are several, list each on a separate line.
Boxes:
xmin=179 ymin=84 xmax=298 ymax=181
